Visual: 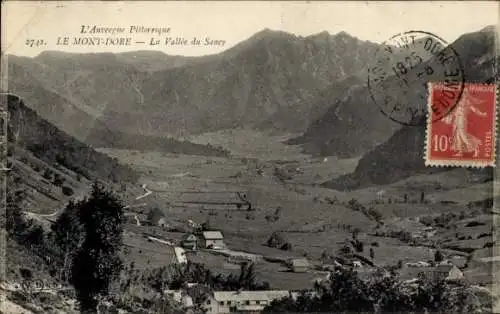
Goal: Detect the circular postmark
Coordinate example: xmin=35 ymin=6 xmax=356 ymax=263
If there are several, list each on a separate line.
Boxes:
xmin=367 ymin=31 xmax=465 ymax=126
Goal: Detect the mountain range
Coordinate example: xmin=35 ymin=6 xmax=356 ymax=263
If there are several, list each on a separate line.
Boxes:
xmin=321 ymin=26 xmax=497 ymax=189
xmin=6 ymin=29 xmax=384 ymax=138
xmin=5 ymin=26 xmax=498 ymax=189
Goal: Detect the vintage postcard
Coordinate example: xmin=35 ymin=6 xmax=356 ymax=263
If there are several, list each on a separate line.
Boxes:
xmin=0 ymin=1 xmax=499 ymax=313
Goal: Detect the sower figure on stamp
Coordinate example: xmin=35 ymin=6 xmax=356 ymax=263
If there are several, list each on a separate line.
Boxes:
xmin=442 ymin=88 xmax=488 ymax=157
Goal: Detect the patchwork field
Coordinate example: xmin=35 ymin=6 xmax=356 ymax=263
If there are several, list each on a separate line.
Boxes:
xmin=98 ymin=130 xmax=496 ymax=290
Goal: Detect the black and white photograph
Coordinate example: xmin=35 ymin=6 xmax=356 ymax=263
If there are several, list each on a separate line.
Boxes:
xmin=1 ymin=2 xmax=499 ymax=313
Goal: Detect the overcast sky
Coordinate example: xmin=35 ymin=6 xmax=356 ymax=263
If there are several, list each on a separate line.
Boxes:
xmin=2 ymin=1 xmax=499 ymax=57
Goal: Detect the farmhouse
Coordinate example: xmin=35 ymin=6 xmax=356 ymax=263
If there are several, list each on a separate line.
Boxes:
xmin=289 ymin=258 xmax=310 ymax=273
xmin=430 ymin=264 xmax=465 ymax=282
xmin=400 ymin=264 xmax=464 ymax=283
xmin=202 ymin=290 xmax=292 ymax=314
xmin=202 ymin=231 xmax=225 ymax=249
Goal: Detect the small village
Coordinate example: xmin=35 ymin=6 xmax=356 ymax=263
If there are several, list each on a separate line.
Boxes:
xmin=123 ymin=207 xmax=486 ymax=314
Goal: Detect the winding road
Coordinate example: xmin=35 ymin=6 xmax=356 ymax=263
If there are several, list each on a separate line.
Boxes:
xmin=24 ymin=183 xmax=154 ymax=222
xmin=135 ymin=184 xmax=152 ymax=200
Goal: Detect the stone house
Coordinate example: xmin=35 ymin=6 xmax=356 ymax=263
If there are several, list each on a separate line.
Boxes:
xmin=288 ymin=258 xmax=310 ymax=273
xmin=202 ymin=231 xmax=225 ymax=249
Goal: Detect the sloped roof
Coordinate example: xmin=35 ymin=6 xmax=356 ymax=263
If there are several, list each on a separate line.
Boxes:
xmin=236 ymin=305 xmax=265 ymax=311
xmin=213 ymin=290 xmax=290 ymax=302
xmin=435 ymin=264 xmax=455 ymax=272
xmin=203 ymin=231 xmax=224 ymax=240
xmin=398 ymin=268 xmax=427 ymax=281
xmin=291 ymin=258 xmax=310 ymax=267
xmin=398 ymin=264 xmax=461 ymax=281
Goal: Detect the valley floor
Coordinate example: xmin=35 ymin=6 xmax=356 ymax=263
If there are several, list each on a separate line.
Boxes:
xmin=97 ymin=130 xmax=498 ymax=292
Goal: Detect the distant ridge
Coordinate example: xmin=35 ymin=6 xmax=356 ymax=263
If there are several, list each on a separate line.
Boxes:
xmin=292 ymin=25 xmax=498 ymax=159
xmin=7 ymin=28 xmax=382 ymax=140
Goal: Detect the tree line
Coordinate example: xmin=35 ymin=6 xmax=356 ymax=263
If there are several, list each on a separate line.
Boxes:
xmin=263 ymin=267 xmax=492 ymax=313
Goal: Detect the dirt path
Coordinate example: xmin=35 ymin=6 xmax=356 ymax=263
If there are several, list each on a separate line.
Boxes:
xmin=24 ymin=183 xmax=153 ymax=223
xmin=136 ymin=184 xmax=152 ymax=200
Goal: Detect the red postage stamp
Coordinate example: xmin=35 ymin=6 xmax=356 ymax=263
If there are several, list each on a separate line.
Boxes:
xmin=425 ymin=82 xmax=497 ymax=167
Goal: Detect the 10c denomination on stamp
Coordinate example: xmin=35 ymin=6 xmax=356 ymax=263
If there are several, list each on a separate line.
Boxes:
xmin=425 ymin=83 xmax=497 ymax=167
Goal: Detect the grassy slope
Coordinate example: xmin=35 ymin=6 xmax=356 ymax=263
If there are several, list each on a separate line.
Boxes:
xmin=8 ymin=94 xmax=139 ymax=184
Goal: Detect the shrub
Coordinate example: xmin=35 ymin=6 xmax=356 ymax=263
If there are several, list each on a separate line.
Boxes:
xmin=347 ymin=198 xmax=364 ymax=212
xmin=419 ymin=216 xmax=434 ymax=226
xmin=465 ymin=221 xmax=485 ymax=227
xmin=434 ymin=250 xmax=444 ymax=263
xmin=19 ymin=268 xmax=33 ymax=280
xmin=274 ymin=167 xmax=292 ymax=182
xmin=266 ymin=232 xmax=287 ymax=248
xmin=477 ymin=233 xmax=492 ymax=239
xmin=340 ymin=245 xmax=351 ymax=254
xmin=367 ymin=208 xmax=382 ymax=222
xmin=42 ymin=169 xmax=52 ymax=180
xmin=352 ymin=240 xmax=364 ymax=253
xmin=53 ymin=174 xmax=65 ymax=187
xmin=62 ymin=186 xmax=74 ymax=196
xmin=280 ymin=242 xmax=292 ymax=251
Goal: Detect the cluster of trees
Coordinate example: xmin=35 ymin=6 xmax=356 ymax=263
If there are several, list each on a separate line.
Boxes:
xmin=85 ymin=129 xmax=231 ymax=158
xmin=7 ymin=182 xmax=126 ymax=313
xmin=135 ymin=261 xmax=270 ymax=293
xmin=118 ymin=260 xmax=270 ymax=311
xmin=264 ymin=267 xmax=491 ymax=313
xmin=373 ymin=229 xmax=413 ymax=243
xmin=420 ymin=210 xmax=482 ymax=229
xmin=266 ymin=232 xmax=293 ymax=251
xmin=346 ymin=198 xmax=382 ymax=222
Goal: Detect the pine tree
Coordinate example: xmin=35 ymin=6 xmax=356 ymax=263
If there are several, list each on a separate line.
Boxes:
xmin=71 ymin=182 xmax=124 ymax=313
xmin=434 ymin=250 xmax=444 ymax=263
xmin=51 ymin=200 xmax=83 ymax=281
